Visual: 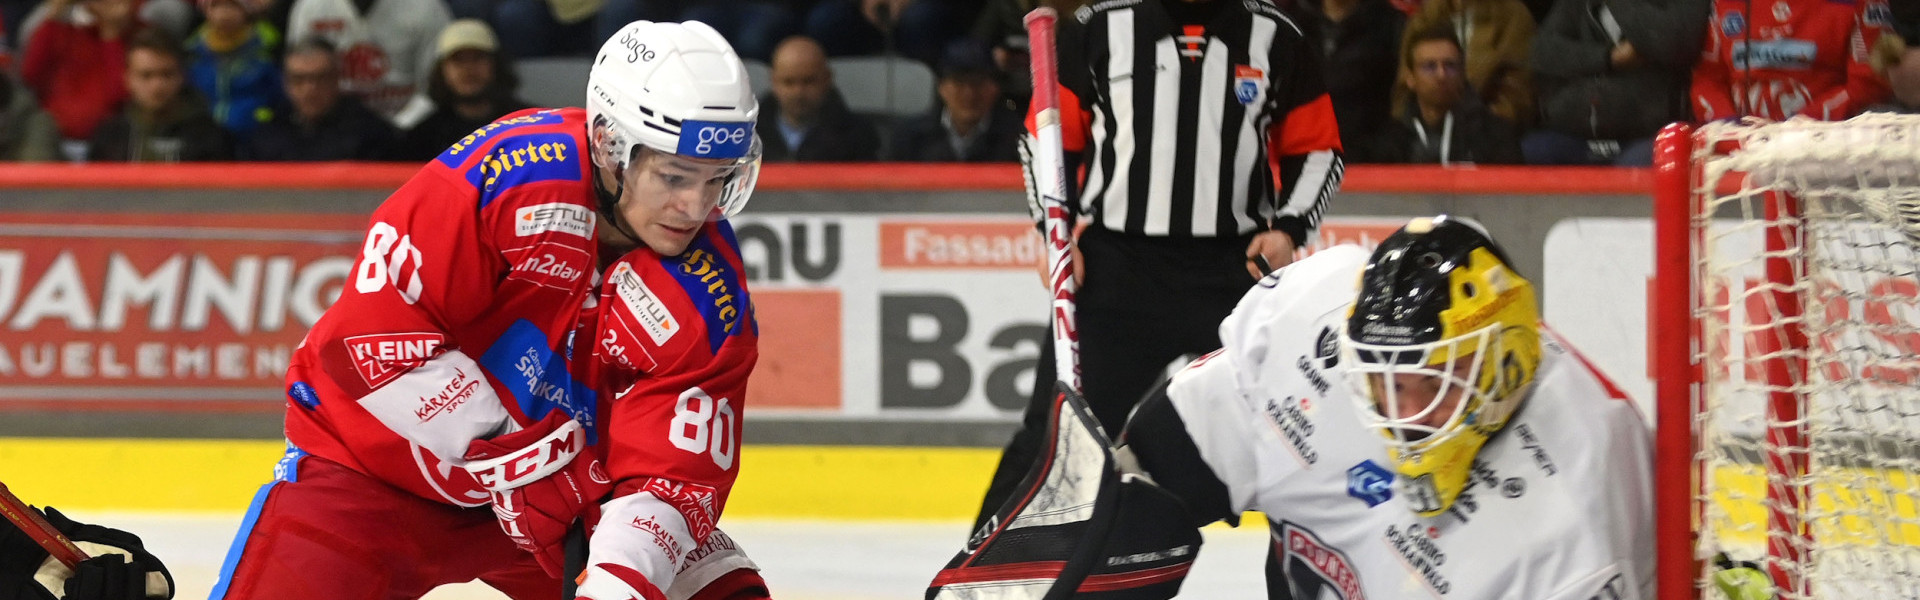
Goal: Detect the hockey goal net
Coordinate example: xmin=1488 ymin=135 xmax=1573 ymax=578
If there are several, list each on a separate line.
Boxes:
xmin=1653 ymin=113 xmax=1920 ymax=600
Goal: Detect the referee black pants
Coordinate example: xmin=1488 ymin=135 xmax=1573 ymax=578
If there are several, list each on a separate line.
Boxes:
xmin=971 ymin=226 xmax=1259 ymax=529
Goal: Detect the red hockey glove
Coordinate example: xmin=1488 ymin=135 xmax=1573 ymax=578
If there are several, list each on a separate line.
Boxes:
xmin=463 ymin=412 xmax=610 ymax=577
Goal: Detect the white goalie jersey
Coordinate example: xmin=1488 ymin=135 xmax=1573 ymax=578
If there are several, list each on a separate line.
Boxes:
xmin=1164 ymin=245 xmax=1655 ymax=600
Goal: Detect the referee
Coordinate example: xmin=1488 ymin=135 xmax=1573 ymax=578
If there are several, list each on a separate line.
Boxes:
xmin=974 ymin=0 xmax=1344 ymax=527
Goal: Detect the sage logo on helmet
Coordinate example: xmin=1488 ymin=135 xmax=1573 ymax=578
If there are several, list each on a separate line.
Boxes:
xmin=585 ymin=20 xmax=763 ymax=220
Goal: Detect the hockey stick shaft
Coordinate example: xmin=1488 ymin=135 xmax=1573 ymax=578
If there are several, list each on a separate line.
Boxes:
xmin=0 ymin=481 xmax=89 ymax=569
xmin=1026 ymin=7 xmax=1081 ymax=394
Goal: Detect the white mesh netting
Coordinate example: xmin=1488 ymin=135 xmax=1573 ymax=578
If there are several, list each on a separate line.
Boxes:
xmin=1693 ymin=113 xmax=1920 ymax=600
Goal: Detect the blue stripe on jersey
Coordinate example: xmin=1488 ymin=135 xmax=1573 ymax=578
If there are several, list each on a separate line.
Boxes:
xmin=663 ymin=228 xmax=750 ymax=354
xmin=477 ymin=320 xmax=600 ymax=443
xmin=471 ymin=132 xmax=585 ymax=208
xmin=208 ymin=444 xmax=306 ymax=600
xmin=433 ymin=110 xmax=565 ymax=171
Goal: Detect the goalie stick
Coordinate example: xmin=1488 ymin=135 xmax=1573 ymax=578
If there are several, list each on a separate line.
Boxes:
xmin=0 ymin=480 xmax=89 ymax=569
xmin=926 ymin=10 xmax=1202 ymax=599
xmin=1026 ymin=6 xmax=1082 ymax=396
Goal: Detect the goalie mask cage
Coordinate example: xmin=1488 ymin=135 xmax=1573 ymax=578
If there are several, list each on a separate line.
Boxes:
xmin=1653 ymin=114 xmax=1920 ymax=600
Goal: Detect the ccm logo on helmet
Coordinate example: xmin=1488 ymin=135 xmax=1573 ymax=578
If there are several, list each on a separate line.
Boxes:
xmin=678 ymin=120 xmax=752 ymax=159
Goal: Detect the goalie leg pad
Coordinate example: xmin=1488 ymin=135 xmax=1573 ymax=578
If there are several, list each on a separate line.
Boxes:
xmin=927 ymin=383 xmax=1201 ymax=600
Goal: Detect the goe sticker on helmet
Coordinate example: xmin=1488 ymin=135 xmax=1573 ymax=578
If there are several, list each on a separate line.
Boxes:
xmin=678 ymin=120 xmax=754 ymax=160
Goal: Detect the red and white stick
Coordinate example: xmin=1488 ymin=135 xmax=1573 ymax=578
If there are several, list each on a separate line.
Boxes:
xmin=0 ymin=481 xmax=89 ymax=569
xmin=1025 ymin=7 xmax=1081 ymax=394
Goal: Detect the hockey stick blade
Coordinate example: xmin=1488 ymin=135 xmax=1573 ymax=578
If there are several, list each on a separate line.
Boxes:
xmin=0 ymin=481 xmax=90 ymax=569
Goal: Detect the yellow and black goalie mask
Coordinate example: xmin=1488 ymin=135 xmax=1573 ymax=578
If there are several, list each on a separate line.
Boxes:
xmin=1337 ymin=216 xmax=1541 ymax=517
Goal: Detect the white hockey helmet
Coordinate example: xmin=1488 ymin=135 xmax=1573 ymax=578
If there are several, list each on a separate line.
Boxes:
xmin=586 ymin=20 xmax=761 ymax=220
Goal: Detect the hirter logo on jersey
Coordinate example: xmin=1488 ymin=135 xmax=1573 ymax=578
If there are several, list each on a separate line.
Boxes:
xmin=612 ymin=262 xmax=680 ymax=345
xmin=344 ymin=332 xmax=446 ymax=389
xmin=1234 ymin=65 xmax=1264 ymax=105
xmin=515 ymin=203 xmax=595 ymax=238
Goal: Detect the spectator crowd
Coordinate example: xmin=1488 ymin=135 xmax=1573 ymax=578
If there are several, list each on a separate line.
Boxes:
xmin=0 ymin=0 xmax=1911 ymax=164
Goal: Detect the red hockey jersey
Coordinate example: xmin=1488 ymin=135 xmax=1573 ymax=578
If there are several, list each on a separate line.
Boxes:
xmin=591 ymin=224 xmax=759 ymax=545
xmin=1692 ymin=0 xmax=1892 ymax=122
xmin=281 ymin=107 xmax=758 ymax=512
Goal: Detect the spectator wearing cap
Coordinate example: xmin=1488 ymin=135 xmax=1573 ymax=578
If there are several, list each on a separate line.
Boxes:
xmin=89 ymin=28 xmax=232 ymax=161
xmin=187 ymin=0 xmax=282 ymax=139
xmin=245 ymin=39 xmax=396 ymax=159
xmin=393 ymin=20 xmax=526 ymax=160
xmin=20 ymin=0 xmax=139 ymax=148
xmin=1869 ymin=6 xmax=1920 ymax=113
xmin=0 ymin=74 xmax=62 ymax=161
xmin=396 ymin=19 xmax=528 ymax=160
xmin=758 ymin=35 xmax=880 ymax=161
xmin=889 ymin=39 xmax=1019 ymax=162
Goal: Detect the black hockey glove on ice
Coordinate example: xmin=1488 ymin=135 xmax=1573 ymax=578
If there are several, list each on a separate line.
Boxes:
xmin=0 ymin=506 xmax=174 ymax=600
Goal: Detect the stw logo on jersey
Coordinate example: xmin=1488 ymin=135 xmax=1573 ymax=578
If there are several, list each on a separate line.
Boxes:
xmin=344 ymin=332 xmax=446 ymax=389
xmin=515 ymin=203 xmax=595 ymax=238
xmin=612 ymin=262 xmax=679 ymax=345
xmin=1280 ymin=521 xmax=1366 ymax=600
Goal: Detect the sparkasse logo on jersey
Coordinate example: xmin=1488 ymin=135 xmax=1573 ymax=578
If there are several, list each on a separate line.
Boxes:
xmin=612 ymin=262 xmax=679 ymax=345
xmin=344 ymin=332 xmax=446 ymax=389
xmin=515 ymin=203 xmax=595 ymax=238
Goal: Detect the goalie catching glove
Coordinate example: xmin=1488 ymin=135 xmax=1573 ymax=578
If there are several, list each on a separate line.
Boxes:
xmin=462 ymin=411 xmax=611 ymax=578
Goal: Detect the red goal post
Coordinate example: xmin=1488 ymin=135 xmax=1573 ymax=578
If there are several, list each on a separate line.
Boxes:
xmin=1653 ymin=114 xmax=1920 ymax=600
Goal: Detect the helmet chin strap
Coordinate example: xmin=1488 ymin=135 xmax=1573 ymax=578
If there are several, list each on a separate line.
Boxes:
xmin=593 ymin=164 xmax=644 ymax=248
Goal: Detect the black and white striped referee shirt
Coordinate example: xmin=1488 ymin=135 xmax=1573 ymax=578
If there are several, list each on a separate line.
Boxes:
xmin=1026 ymin=0 xmax=1344 ymax=244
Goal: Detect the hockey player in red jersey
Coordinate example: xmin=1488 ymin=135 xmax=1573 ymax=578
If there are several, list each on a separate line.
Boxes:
xmin=210 ymin=20 xmax=770 ymax=600
xmin=1692 ymin=0 xmax=1893 ymax=121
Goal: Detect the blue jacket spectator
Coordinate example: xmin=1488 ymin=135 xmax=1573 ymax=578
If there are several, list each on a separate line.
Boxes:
xmin=1525 ymin=0 xmax=1702 ymax=166
xmin=186 ymin=0 xmax=281 ymax=138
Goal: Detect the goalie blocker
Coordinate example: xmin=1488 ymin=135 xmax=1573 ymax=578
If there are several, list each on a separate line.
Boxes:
xmin=927 ymin=382 xmax=1223 ymax=600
